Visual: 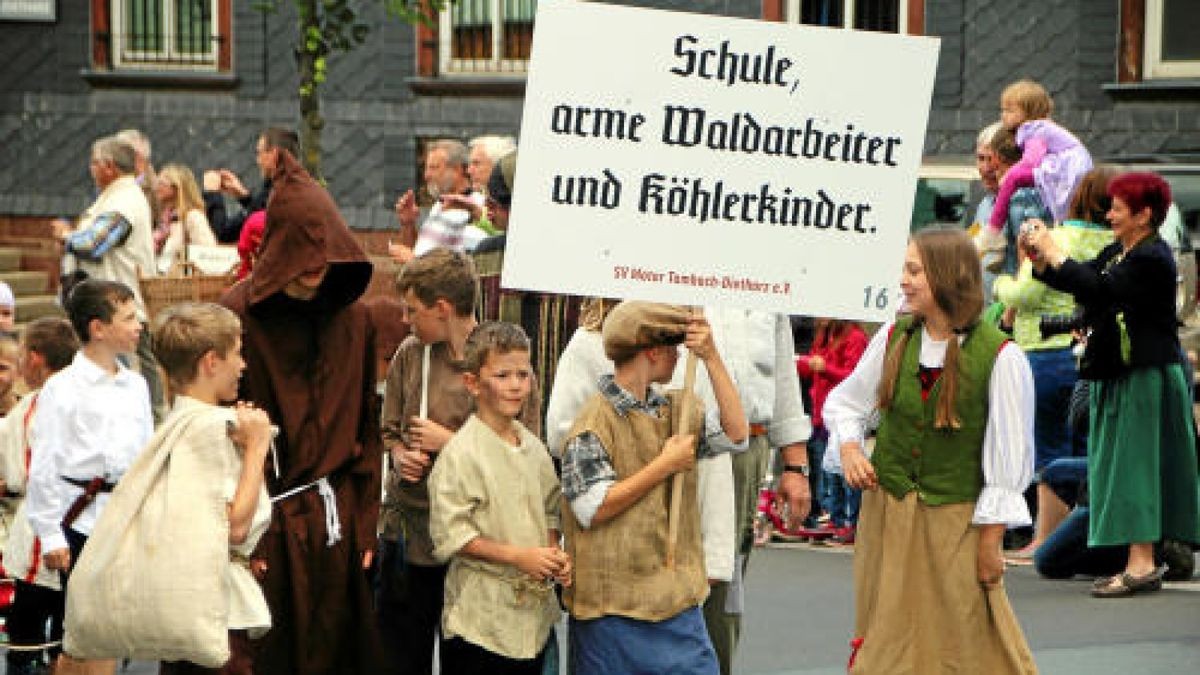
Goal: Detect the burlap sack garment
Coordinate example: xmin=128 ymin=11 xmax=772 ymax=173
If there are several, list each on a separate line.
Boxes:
xmin=63 ymin=403 xmax=238 ymax=667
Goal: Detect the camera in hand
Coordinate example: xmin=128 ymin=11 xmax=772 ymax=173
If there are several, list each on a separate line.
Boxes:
xmin=1039 ymin=310 xmax=1086 ymax=340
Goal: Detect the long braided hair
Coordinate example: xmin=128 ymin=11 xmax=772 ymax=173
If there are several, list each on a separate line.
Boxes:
xmin=877 ymin=228 xmax=984 ymax=430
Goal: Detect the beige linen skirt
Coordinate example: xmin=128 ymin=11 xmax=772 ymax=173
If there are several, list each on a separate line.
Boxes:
xmin=850 ymin=490 xmax=1038 ymax=675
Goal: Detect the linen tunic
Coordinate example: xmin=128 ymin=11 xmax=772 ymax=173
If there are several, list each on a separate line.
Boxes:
xmin=428 ymin=415 xmax=560 ymax=660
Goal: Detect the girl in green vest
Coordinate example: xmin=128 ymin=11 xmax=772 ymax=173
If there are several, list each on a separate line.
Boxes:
xmin=827 ymin=228 xmax=1039 ymax=674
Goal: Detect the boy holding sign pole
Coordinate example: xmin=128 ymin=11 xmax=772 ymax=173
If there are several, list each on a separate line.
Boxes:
xmin=380 ymin=248 xmax=541 ymax=673
xmin=561 ymin=301 xmax=747 ymax=675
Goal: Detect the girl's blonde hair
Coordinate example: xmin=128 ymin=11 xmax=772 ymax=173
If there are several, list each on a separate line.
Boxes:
xmin=1001 ymin=79 xmax=1053 ymax=121
xmin=877 ymin=228 xmax=983 ymax=430
xmin=157 ymin=163 xmax=205 ymax=220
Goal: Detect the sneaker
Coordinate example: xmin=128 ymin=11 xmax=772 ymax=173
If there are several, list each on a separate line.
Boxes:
xmin=1160 ymin=539 xmax=1195 ymax=582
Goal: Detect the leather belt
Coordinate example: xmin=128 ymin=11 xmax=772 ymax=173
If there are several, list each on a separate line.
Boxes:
xmin=749 ymin=423 xmax=769 ymax=437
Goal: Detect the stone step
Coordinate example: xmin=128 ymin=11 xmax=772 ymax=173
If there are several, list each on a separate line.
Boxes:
xmin=15 ymin=294 xmax=62 ymax=323
xmin=0 ymin=248 xmax=22 ymax=273
xmin=0 ymin=270 xmax=48 ymax=295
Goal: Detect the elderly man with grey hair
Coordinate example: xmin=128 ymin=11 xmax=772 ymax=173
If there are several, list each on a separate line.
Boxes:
xmin=973 ymin=122 xmax=1003 ymax=303
xmin=51 ymin=135 xmax=163 ymax=419
xmin=115 ymin=128 xmax=160 ymax=226
xmin=389 ymin=139 xmax=489 ymax=263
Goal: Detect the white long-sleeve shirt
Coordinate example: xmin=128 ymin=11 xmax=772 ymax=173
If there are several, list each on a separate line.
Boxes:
xmin=26 ymin=352 xmax=153 ymax=552
xmin=669 ymin=309 xmax=811 ymax=452
xmin=822 ymin=322 xmax=1035 ymax=527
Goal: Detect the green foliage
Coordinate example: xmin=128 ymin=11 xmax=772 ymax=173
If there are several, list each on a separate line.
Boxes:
xmin=257 ymin=0 xmax=450 ymax=64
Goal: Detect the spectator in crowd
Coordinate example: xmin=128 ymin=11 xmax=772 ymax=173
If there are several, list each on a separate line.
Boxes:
xmin=1033 ymin=378 xmax=1195 ymax=582
xmin=428 ymin=321 xmax=565 ymax=673
xmin=0 ymin=281 xmax=15 ymax=338
xmin=235 ymin=210 xmax=266 ymax=280
xmin=221 ymin=149 xmax=385 ymax=673
xmin=795 ymin=319 xmax=868 ymax=544
xmin=973 ymin=122 xmax=1002 ymax=303
xmin=51 ymin=136 xmax=163 ymax=421
xmin=379 ymin=248 xmax=540 ymax=674
xmin=115 ymin=128 xmax=159 ymax=226
xmin=0 ymin=317 xmax=80 ymax=675
xmin=475 ymin=150 xmax=518 ymax=254
xmin=462 ymin=135 xmax=517 ymax=236
xmin=154 ymin=163 xmax=217 ymax=274
xmin=993 ymin=167 xmax=1115 ymax=562
xmin=561 ymin=301 xmax=746 ymax=675
xmin=980 ymin=128 xmax=1053 ymax=278
xmin=0 ymin=336 xmax=18 ymax=415
xmin=467 ymin=135 xmax=517 ymax=192
xmin=828 ymin=228 xmax=1037 ymax=673
xmin=203 ymin=127 xmax=298 ymax=243
xmin=1024 ymin=172 xmax=1200 ymax=597
xmin=389 ymin=139 xmax=488 ymax=263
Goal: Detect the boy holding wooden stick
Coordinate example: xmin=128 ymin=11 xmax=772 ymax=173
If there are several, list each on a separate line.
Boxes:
xmin=560 ymin=300 xmax=746 ymax=674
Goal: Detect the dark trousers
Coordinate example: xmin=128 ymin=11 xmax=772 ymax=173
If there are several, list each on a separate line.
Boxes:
xmin=377 ymin=559 xmax=447 ymax=674
xmin=5 ymin=579 xmax=65 ymax=668
xmin=441 ymin=637 xmax=544 ymax=675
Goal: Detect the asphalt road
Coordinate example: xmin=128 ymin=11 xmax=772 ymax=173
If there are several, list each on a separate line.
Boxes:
xmin=736 ymin=542 xmax=1200 ymax=675
xmin=4 ymin=543 xmax=1195 ymax=674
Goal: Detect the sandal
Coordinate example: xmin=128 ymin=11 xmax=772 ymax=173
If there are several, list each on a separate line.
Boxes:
xmin=1091 ymin=565 xmax=1167 ymax=598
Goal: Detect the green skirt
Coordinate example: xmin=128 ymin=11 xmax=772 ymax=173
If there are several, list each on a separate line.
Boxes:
xmin=1089 ymin=364 xmax=1200 ymax=547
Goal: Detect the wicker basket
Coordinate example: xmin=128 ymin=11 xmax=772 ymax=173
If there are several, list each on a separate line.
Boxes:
xmin=138 ymin=263 xmax=238 ymax=320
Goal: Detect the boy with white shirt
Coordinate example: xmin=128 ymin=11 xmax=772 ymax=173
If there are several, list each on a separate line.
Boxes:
xmin=25 ymin=279 xmax=153 ymax=585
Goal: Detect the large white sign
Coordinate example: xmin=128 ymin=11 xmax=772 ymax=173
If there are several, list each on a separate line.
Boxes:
xmin=502 ymin=0 xmax=939 ymax=321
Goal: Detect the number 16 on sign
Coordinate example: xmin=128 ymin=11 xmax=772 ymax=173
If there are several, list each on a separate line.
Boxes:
xmin=862 ymin=285 xmax=897 ymax=310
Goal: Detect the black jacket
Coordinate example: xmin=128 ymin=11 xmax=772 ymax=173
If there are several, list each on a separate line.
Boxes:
xmin=202 ymin=178 xmax=272 ymax=243
xmin=1035 ymin=234 xmax=1181 ymax=377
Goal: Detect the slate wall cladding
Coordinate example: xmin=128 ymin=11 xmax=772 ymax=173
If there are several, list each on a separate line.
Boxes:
xmin=1 ymin=0 xmax=1197 ymax=224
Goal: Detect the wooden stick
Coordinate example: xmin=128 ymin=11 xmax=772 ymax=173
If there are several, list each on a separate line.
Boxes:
xmin=666 ymin=308 xmax=701 ymax=568
xmin=419 ymin=344 xmax=432 ymax=419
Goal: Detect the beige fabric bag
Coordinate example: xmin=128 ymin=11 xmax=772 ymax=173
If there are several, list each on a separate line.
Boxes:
xmin=64 ymin=404 xmax=235 ymax=667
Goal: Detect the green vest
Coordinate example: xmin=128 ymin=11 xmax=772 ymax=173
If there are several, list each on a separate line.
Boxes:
xmin=874 ymin=317 xmax=1009 ymax=505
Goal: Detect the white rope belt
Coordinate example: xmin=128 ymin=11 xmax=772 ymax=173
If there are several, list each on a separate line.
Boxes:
xmin=270 ymin=476 xmax=342 ymax=547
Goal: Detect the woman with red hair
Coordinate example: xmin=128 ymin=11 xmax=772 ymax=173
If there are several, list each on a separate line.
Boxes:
xmin=1023 ymin=172 xmax=1200 ymax=597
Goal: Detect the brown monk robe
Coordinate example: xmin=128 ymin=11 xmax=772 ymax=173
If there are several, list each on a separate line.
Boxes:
xmin=222 ymin=150 xmax=384 ymax=675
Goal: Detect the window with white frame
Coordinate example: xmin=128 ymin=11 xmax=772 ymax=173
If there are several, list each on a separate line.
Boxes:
xmin=439 ymin=0 xmax=537 ymax=75
xmin=0 ymin=0 xmax=54 ymax=20
xmin=785 ymin=0 xmax=907 ymax=34
xmin=1144 ymin=0 xmax=1200 ymax=79
xmin=110 ymin=0 xmax=220 ymax=69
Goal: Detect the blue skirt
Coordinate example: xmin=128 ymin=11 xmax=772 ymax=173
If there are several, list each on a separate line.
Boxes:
xmin=570 ymin=606 xmax=718 ymax=675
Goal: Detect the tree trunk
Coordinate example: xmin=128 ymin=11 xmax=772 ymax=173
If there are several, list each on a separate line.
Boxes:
xmin=296 ymin=0 xmax=324 ymax=180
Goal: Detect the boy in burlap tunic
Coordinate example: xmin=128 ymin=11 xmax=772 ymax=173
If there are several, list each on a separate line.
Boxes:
xmin=560 ymin=301 xmax=748 ymax=674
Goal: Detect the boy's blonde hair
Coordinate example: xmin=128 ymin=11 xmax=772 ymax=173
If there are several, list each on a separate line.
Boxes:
xmin=1001 ymin=79 xmax=1053 ymax=121
xmin=151 ymin=302 xmax=242 ymax=389
xmin=463 ymin=321 xmax=530 ymax=375
xmin=396 ymin=248 xmax=478 ymax=317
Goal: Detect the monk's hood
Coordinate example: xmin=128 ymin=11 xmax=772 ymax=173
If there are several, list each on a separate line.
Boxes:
xmin=249 ymin=151 xmax=371 ymax=309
